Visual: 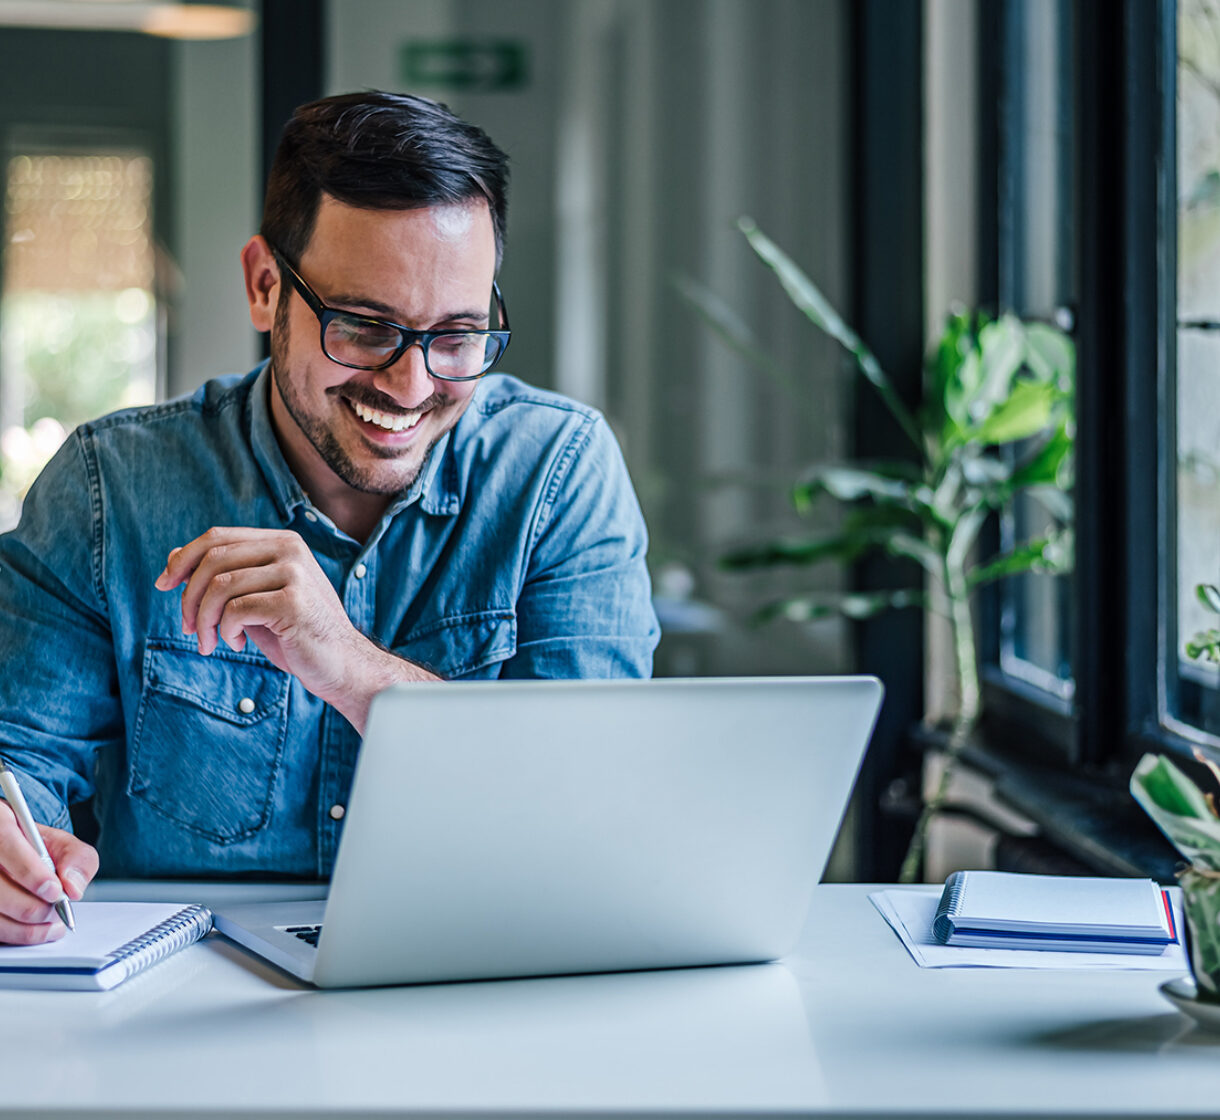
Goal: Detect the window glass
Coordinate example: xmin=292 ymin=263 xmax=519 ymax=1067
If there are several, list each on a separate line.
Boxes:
xmin=1175 ymin=0 xmax=1220 ymax=732
xmin=0 ymin=149 xmax=157 ymax=524
xmin=996 ymin=0 xmax=1076 ymax=700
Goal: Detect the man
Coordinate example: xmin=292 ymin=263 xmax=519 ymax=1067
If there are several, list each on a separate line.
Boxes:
xmin=0 ymin=91 xmax=658 ymax=944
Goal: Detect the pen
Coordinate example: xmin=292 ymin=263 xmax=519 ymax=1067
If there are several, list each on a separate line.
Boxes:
xmin=0 ymin=756 xmax=74 ymax=931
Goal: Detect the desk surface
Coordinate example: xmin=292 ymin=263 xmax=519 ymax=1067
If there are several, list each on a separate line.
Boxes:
xmin=2 ymin=881 xmax=1217 ymax=1119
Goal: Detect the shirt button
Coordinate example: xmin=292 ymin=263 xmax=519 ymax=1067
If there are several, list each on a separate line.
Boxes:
xmin=353 ymin=563 xmax=367 ymax=579
xmin=329 ymin=804 xmax=346 ymax=821
xmin=304 ymin=510 xmax=318 ymax=523
xmin=237 ymin=697 xmax=255 ymax=715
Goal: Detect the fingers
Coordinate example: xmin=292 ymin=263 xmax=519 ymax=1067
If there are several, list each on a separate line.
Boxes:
xmin=0 ymin=806 xmax=95 ymax=945
xmin=214 ymin=590 xmax=291 ymax=653
xmin=0 ymin=805 xmax=61 ymax=903
xmin=153 ymin=526 xmax=363 ymax=701
xmin=0 ymin=882 xmax=65 ymax=946
xmin=181 ymin=546 xmax=287 ymax=654
xmin=43 ymin=827 xmax=99 ymax=901
xmin=155 ymin=529 xmax=314 ymax=655
xmin=155 ymin=527 xmax=290 ymax=592
xmin=154 ymin=545 xmax=185 ymax=590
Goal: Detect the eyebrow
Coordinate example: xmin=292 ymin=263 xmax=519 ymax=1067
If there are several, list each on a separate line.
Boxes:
xmin=326 ymin=292 xmax=489 ymax=326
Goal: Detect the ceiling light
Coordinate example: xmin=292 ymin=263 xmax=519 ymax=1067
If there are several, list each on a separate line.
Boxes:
xmin=141 ymin=5 xmax=255 ymax=39
xmin=0 ymin=2 xmax=256 ymax=40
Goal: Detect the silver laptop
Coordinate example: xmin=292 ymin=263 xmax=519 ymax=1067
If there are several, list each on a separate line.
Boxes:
xmin=213 ymin=676 xmax=883 ymax=988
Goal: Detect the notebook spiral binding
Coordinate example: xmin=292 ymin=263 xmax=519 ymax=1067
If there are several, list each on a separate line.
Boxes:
xmin=932 ymin=870 xmax=968 ymax=942
xmin=102 ymin=904 xmax=213 ymax=978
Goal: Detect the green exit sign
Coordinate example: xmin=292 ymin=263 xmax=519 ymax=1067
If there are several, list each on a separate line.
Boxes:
xmin=400 ymin=40 xmax=529 ymax=93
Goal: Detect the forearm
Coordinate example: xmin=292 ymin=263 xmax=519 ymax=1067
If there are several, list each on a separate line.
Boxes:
xmin=320 ymin=633 xmax=442 ymax=734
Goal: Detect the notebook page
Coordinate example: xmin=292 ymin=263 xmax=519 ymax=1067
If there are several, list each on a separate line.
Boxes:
xmin=950 ymin=872 xmax=1166 ymax=936
xmin=0 ymin=902 xmax=202 ymax=970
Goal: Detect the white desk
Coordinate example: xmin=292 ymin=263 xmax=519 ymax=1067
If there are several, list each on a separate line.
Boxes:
xmin=2 ymin=882 xmax=1217 ymax=1119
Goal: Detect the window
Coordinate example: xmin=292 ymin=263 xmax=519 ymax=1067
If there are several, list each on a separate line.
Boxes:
xmin=983 ymin=0 xmax=1206 ymax=782
xmin=977 ymin=0 xmax=1078 ymax=753
xmin=0 ymin=145 xmax=158 ymax=525
xmin=1173 ymin=0 xmax=1220 ymax=740
xmin=993 ymin=0 xmax=1076 ymax=703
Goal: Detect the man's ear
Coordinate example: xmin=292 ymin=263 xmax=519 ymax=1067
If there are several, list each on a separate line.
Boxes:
xmin=241 ymin=236 xmax=280 ymax=333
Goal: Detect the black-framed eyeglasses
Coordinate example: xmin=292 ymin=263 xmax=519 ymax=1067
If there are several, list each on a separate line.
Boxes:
xmin=270 ymin=247 xmax=511 ymax=381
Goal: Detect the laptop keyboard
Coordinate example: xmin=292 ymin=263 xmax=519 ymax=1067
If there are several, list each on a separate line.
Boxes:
xmin=285 ymin=924 xmax=322 ymax=947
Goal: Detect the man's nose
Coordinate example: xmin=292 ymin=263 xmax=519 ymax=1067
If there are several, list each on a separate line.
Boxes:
xmin=373 ymin=340 xmax=435 ymax=407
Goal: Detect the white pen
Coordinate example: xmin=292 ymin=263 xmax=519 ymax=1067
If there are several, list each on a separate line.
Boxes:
xmin=0 ymin=756 xmax=74 ymax=931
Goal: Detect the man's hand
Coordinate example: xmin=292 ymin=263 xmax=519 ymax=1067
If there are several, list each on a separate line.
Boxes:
xmin=0 ymin=802 xmax=96 ymax=945
xmin=155 ymin=527 xmax=438 ymax=731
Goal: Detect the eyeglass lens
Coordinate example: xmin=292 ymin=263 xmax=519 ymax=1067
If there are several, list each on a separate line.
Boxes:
xmin=323 ymin=315 xmax=506 ymax=378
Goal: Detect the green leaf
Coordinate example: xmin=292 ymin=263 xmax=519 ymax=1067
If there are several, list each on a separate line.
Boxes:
xmin=671 ymin=273 xmax=799 ymax=398
xmin=1006 ymin=422 xmax=1073 ymax=491
xmin=1186 ymin=631 xmax=1220 ymax=661
xmin=1198 ymin=584 xmax=1220 ymax=615
xmin=721 ymin=532 xmax=865 ymax=571
xmin=970 ymin=315 xmax=1026 ymax=421
xmin=972 ymin=379 xmax=1062 ymax=444
xmin=1023 ymin=322 xmax=1075 ymax=389
xmin=944 ymin=347 xmax=982 ymax=432
xmin=737 ymin=216 xmax=926 ymax=454
xmin=1023 ymin=485 xmax=1074 ymax=523
xmin=755 ymin=588 xmax=928 ymax=624
xmin=838 ymin=501 xmax=928 ymax=530
xmin=980 ymin=423 xmax=1074 ymax=511
xmin=797 ymin=466 xmax=918 ymax=503
xmin=966 ymin=529 xmax=1074 ymax=589
xmin=793 ymin=464 xmax=934 ymax=516
xmin=927 ymin=308 xmax=973 ymax=435
xmin=959 ymin=453 xmax=1013 ymax=488
xmin=1132 ymin=754 xmax=1215 ymax=821
xmin=721 ymin=522 xmax=941 ymax=576
xmin=880 ymin=531 xmax=943 ymax=574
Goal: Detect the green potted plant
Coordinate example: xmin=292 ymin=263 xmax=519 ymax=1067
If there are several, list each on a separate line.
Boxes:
xmin=682 ymin=218 xmax=1076 ymax=882
xmin=1186 ymin=583 xmax=1220 ymax=665
xmin=1132 ymin=752 xmax=1220 ymax=1004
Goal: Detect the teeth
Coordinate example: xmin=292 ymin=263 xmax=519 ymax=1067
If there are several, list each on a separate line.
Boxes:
xmin=351 ymin=400 xmax=421 ymax=432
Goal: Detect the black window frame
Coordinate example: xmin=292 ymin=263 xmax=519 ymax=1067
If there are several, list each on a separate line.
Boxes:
xmin=975 ymin=0 xmax=1177 ymax=781
xmin=975 ymin=0 xmax=1081 ymax=766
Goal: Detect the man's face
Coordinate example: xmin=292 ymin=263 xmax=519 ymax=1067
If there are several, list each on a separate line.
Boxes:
xmin=266 ymin=196 xmax=497 ymax=498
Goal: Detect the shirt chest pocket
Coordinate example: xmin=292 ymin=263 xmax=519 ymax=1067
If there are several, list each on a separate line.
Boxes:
xmin=129 ymin=640 xmax=290 ymax=844
xmin=394 ymin=609 xmax=517 ymax=679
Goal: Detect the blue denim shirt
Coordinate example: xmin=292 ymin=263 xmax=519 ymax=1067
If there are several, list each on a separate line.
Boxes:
xmin=0 ymin=365 xmax=658 ymax=878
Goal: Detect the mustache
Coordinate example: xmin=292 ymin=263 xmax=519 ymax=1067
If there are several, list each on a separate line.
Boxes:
xmin=330 ymin=383 xmax=441 ymax=415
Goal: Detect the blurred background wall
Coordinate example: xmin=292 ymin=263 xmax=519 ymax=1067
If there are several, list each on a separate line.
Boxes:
xmin=0 ymin=0 xmax=915 ymax=877
xmin=0 ymin=0 xmax=855 ymax=673
xmin=330 ymin=0 xmax=856 ymax=683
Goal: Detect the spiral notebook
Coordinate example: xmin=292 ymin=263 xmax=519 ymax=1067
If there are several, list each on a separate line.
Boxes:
xmin=932 ymin=871 xmax=1176 ymax=954
xmin=0 ymin=902 xmax=212 ymax=990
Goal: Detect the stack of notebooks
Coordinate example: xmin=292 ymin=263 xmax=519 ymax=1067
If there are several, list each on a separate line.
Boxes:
xmin=931 ymin=870 xmax=1176 ymax=954
xmin=869 ymin=870 xmax=1187 ymax=971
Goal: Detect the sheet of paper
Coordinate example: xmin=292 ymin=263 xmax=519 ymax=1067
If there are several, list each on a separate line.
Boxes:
xmin=870 ymin=887 xmax=1191 ymax=971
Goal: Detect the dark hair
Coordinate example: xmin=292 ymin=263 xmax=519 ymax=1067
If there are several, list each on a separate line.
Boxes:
xmin=261 ymin=90 xmax=510 ymax=269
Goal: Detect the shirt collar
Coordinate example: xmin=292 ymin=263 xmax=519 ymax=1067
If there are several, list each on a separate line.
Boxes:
xmin=247 ymin=361 xmax=461 ymax=526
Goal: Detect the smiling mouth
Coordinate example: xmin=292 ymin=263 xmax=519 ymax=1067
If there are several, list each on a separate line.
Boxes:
xmin=348 ymin=398 xmax=423 ymax=433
